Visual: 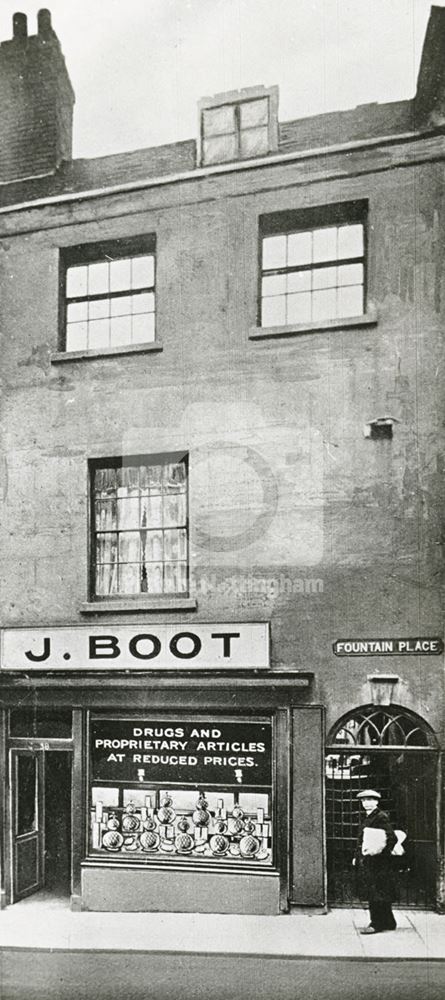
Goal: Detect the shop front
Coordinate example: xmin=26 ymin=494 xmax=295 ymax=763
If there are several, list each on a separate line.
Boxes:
xmin=0 ymin=624 xmax=324 ymax=914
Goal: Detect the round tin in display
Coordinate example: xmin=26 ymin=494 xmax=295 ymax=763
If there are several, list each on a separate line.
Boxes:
xmin=102 ymin=830 xmax=124 ymax=851
xmin=192 ymin=808 xmax=210 ymax=827
xmin=227 ymin=817 xmax=244 ymax=836
xmin=122 ymin=813 xmax=140 ymax=833
xmin=106 ymin=813 xmax=120 ymax=831
xmin=140 ymin=831 xmax=160 ymax=852
xmin=177 ymin=817 xmax=191 ymax=833
xmin=174 ymin=833 xmax=195 ymax=854
xmin=239 ymin=834 xmax=261 ymax=858
xmin=232 ymin=806 xmax=244 ymax=819
xmin=214 ymin=819 xmax=227 ymax=834
xmin=209 ymin=834 xmax=229 ymax=856
xmin=157 ymin=806 xmax=175 ymax=824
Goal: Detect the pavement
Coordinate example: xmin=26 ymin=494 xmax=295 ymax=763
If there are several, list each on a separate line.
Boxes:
xmin=0 ymin=893 xmax=444 ymax=961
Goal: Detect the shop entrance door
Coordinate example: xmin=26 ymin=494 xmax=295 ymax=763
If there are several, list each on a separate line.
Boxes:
xmin=10 ymin=748 xmax=72 ymax=903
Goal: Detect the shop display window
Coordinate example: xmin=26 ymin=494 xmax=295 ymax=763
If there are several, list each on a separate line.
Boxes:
xmin=89 ymin=717 xmax=273 ymax=865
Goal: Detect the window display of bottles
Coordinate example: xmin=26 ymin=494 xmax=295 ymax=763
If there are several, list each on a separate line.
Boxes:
xmin=90 ymin=791 xmax=272 ymax=864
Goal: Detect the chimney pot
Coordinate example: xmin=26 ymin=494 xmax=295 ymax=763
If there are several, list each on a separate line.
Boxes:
xmin=37 ymin=9 xmax=52 ymax=37
xmin=12 ymin=12 xmax=27 ymax=39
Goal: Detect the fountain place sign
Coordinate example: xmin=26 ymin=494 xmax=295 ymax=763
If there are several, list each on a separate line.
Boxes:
xmin=333 ymin=637 xmax=443 ymax=656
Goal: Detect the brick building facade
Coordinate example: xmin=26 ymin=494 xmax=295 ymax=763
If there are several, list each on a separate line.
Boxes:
xmin=0 ymin=8 xmax=443 ymax=914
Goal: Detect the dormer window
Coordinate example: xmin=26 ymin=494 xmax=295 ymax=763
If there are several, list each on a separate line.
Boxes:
xmin=199 ymin=87 xmax=278 ymax=166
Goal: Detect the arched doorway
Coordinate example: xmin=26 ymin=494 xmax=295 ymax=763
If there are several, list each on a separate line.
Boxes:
xmin=325 ymin=705 xmax=439 ymax=908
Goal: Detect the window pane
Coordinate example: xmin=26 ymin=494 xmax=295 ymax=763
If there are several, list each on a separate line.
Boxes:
xmin=261 ymin=295 xmax=286 ymax=327
xmin=287 ymin=270 xmax=311 ymax=293
xmin=95 ymin=467 xmax=116 ymax=495
xmin=66 ymin=322 xmax=88 ymax=351
xmin=67 ymin=301 xmax=87 ymax=323
xmin=165 ymin=463 xmax=187 ymax=491
xmin=110 ymin=315 xmax=132 ymax=346
xmin=262 ymin=274 xmax=286 ymax=297
xmin=312 ymin=227 xmax=338 ymax=262
xmin=145 ymin=530 xmax=164 ymax=562
xmin=17 ymin=755 xmax=37 ymax=835
xmin=109 ymin=258 xmax=131 ymax=292
xmin=88 ymin=318 xmax=110 ymax=350
xmin=66 ymin=265 xmax=87 ymax=298
xmin=312 ymin=288 xmax=337 ymax=320
xmin=96 ymin=563 xmax=118 ymax=595
xmin=118 ymin=533 xmax=140 ymax=563
xmin=164 ymin=562 xmax=180 ymax=592
xmin=132 ymin=255 xmax=155 ymax=289
xmin=203 ymin=105 xmax=236 ymax=136
xmin=132 ymin=313 xmax=155 ymax=343
xmin=240 ymin=127 xmax=269 ymax=158
xmin=110 ymin=295 xmax=132 ymax=317
xmin=89 ymin=298 xmax=110 ymax=320
xmin=88 ymin=261 xmax=109 ymax=295
xmin=95 ymin=499 xmax=117 ymax=532
xmin=240 ymin=97 xmax=268 ymax=128
xmin=287 ymin=292 xmax=311 ymax=324
xmin=117 ymin=466 xmax=140 ymax=494
xmin=146 ymin=562 xmax=164 ymax=593
xmin=132 ymin=292 xmax=154 ymax=314
xmin=312 ymin=266 xmax=337 ymax=289
xmin=262 ymin=235 xmax=286 ymax=269
xmin=338 ymin=263 xmax=363 ymax=287
xmin=119 ymin=563 xmax=140 ymax=594
xmin=287 ymin=231 xmax=312 ymax=266
xmin=96 ymin=533 xmax=117 ymax=564
xmin=338 ymin=224 xmax=363 ymax=259
xmin=117 ymin=497 xmax=139 ymax=529
xmin=337 ymin=284 xmax=363 ymax=317
xmin=163 ymin=493 xmax=186 ymax=526
xmin=141 ymin=493 xmax=163 ymax=527
xmin=203 ymin=135 xmax=238 ymax=164
xmin=164 ymin=528 xmax=181 ymax=561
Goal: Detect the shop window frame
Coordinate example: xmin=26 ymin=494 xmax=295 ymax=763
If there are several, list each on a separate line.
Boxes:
xmin=85 ymin=711 xmax=277 ymax=871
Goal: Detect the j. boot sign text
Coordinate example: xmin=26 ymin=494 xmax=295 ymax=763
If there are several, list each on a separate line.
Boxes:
xmin=0 ymin=624 xmax=269 ymax=670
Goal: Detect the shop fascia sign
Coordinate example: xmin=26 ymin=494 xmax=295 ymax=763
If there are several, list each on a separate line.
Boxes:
xmin=333 ymin=636 xmax=443 ymax=656
xmin=0 ymin=623 xmax=269 ymax=671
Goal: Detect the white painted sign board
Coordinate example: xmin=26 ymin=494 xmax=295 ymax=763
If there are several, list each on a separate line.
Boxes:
xmin=0 ymin=624 xmax=270 ymax=671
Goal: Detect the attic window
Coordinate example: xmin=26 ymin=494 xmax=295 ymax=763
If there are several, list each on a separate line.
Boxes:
xmin=200 ymin=87 xmax=278 ymax=166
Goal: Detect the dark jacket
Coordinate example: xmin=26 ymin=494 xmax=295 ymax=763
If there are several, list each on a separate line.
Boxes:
xmin=355 ymin=807 xmax=398 ymax=903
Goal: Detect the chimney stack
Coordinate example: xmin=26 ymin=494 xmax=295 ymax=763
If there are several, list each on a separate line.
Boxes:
xmin=0 ymin=9 xmax=75 ymax=184
xmin=415 ymin=5 xmax=445 ymax=126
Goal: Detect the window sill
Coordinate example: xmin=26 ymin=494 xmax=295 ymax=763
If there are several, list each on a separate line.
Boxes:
xmin=249 ymin=311 xmax=378 ymax=340
xmin=80 ymin=596 xmax=197 ymax=614
xmin=51 ymin=342 xmax=163 ymax=363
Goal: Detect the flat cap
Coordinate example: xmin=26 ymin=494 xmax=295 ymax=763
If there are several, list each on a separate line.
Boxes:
xmin=357 ymin=789 xmax=381 ymax=800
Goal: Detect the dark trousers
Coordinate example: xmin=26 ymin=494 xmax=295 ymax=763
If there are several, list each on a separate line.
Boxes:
xmin=369 ymin=900 xmax=397 ymax=931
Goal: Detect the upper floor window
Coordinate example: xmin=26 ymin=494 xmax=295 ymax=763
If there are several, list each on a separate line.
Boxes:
xmin=90 ymin=454 xmax=188 ymax=599
xmin=200 ymin=87 xmax=278 ymax=166
xmin=61 ymin=236 xmax=156 ymax=353
xmin=259 ymin=203 xmax=367 ymax=328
